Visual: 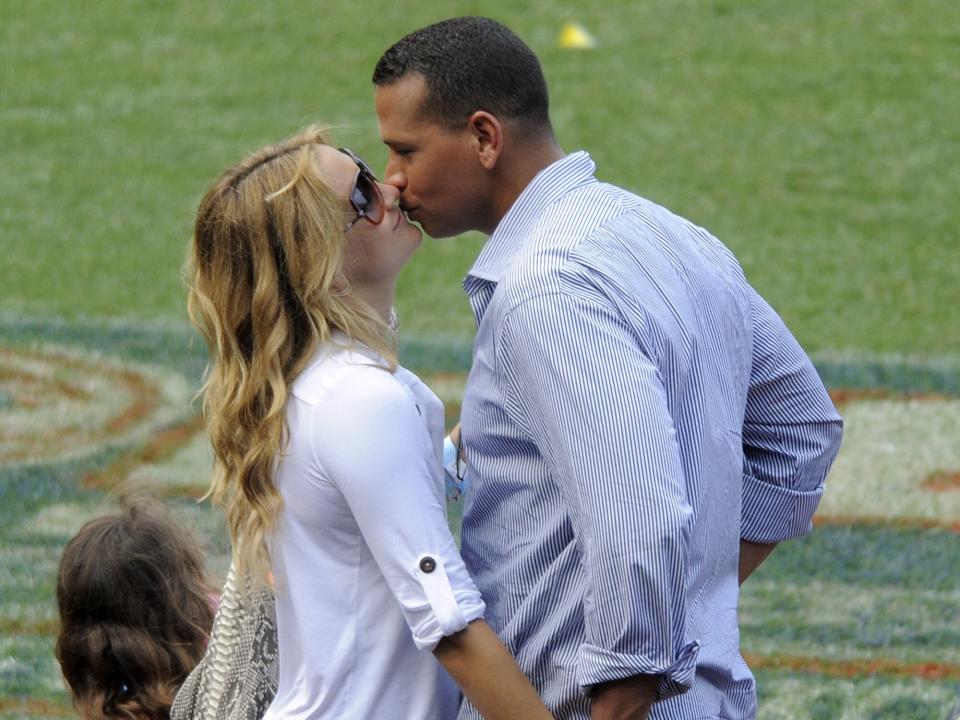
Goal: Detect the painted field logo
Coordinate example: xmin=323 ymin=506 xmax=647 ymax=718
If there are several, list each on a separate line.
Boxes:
xmin=2 ymin=329 xmax=959 ymax=718
xmin=819 ymin=392 xmax=960 ymax=532
xmin=0 ymin=344 xmax=194 ymax=467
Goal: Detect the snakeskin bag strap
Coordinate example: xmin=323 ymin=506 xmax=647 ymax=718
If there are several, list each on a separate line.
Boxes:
xmin=171 ymin=564 xmax=280 ymax=720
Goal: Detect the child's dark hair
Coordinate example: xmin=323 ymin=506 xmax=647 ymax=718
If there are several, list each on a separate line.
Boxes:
xmin=55 ymin=488 xmax=215 ymax=719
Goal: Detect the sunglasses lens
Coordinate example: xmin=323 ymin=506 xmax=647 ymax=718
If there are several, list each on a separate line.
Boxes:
xmin=351 ymin=171 xmax=385 ymax=225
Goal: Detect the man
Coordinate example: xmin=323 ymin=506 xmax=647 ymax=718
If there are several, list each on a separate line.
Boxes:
xmin=374 ymin=17 xmax=843 ymax=720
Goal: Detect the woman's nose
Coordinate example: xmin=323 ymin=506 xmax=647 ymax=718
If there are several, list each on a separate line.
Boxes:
xmin=379 ymin=181 xmax=401 ymax=209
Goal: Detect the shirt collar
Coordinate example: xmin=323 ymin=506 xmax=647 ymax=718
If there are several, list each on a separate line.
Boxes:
xmin=466 ymin=151 xmax=597 ymax=284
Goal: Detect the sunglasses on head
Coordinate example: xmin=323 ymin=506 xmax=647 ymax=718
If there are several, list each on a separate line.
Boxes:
xmin=338 ymin=148 xmax=386 ymax=232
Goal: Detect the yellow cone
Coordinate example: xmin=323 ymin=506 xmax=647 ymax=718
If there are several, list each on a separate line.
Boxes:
xmin=558 ymin=22 xmax=597 ymax=49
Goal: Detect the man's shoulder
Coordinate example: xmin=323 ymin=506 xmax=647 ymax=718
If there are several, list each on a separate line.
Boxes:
xmin=493 ymin=182 xmax=644 ymax=301
xmin=535 ymin=180 xmax=638 ymax=233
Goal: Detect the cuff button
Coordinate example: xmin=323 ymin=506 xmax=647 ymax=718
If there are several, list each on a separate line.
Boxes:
xmin=419 ymin=556 xmax=437 ymax=573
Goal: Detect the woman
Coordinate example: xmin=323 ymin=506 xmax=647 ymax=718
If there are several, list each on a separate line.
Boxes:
xmin=188 ymin=126 xmax=551 ymax=719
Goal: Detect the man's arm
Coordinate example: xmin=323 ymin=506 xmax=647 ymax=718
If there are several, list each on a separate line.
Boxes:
xmin=740 ymin=287 xmax=843 ymax=547
xmin=434 ymin=620 xmax=553 ymax=720
xmin=497 ymin=293 xmax=699 ymax=704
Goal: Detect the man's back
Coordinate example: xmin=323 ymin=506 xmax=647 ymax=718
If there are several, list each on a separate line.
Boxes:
xmin=459 ymin=152 xmax=842 ymax=719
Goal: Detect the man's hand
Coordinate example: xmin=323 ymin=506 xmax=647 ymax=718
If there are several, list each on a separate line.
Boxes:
xmin=590 ymin=674 xmax=658 ymax=720
xmin=739 ymin=539 xmax=778 ymax=585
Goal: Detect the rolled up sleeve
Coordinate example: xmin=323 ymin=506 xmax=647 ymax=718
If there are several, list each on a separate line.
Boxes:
xmin=740 ymin=288 xmax=844 ymax=543
xmin=311 ymin=370 xmax=485 ymax=651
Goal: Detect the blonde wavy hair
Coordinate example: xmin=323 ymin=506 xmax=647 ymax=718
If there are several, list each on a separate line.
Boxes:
xmin=187 ymin=125 xmax=396 ymax=583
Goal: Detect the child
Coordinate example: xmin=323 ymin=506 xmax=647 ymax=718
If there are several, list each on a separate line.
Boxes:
xmin=55 ymin=489 xmax=215 ymax=719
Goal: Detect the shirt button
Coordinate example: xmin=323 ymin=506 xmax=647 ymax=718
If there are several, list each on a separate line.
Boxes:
xmin=419 ymin=556 xmax=437 ymax=573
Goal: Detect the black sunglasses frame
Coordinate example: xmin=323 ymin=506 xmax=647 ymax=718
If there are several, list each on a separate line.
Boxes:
xmin=338 ymin=148 xmax=386 ymax=232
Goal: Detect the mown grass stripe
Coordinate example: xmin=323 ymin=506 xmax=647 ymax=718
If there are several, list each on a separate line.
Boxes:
xmin=815 ymin=514 xmax=960 ymax=534
xmin=923 ymin=471 xmax=960 ymax=492
xmin=0 ymin=618 xmax=58 ymax=636
xmin=0 ymin=698 xmax=72 ymax=717
xmin=745 ymin=653 xmax=960 ymax=682
xmin=746 ymin=524 xmax=959 ymax=590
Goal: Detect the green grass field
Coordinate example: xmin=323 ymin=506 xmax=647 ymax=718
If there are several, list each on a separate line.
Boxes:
xmin=2 ymin=1 xmax=958 ymax=718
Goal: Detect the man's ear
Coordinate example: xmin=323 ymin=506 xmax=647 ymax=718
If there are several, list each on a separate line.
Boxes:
xmin=467 ymin=111 xmax=503 ymax=169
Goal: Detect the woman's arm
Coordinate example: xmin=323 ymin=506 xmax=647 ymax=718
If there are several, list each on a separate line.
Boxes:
xmin=434 ymin=619 xmax=553 ymax=720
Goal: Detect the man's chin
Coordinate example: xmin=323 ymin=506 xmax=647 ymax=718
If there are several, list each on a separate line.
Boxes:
xmin=408 ymin=212 xmax=461 ymax=239
xmin=405 ymin=211 xmax=428 ymax=234
xmin=417 ymin=221 xmax=458 ymax=239
xmin=414 ymin=219 xmax=441 ymax=238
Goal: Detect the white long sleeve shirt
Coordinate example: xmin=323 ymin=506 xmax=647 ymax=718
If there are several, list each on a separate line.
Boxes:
xmin=263 ymin=335 xmax=485 ymax=719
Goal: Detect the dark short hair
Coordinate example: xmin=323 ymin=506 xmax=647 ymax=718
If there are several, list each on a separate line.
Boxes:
xmin=373 ymin=16 xmax=552 ymax=133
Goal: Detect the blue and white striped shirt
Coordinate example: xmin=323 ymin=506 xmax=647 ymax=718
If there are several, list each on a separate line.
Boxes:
xmin=457 ymin=152 xmax=842 ymax=719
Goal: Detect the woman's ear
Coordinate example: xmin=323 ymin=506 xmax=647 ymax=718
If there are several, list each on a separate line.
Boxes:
xmin=467 ymin=111 xmax=503 ymax=170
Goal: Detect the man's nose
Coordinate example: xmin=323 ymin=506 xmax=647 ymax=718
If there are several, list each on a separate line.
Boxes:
xmin=383 ymin=159 xmax=406 ymax=192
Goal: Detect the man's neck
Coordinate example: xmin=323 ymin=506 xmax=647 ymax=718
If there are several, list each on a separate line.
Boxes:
xmin=484 ymin=136 xmax=565 ymax=236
